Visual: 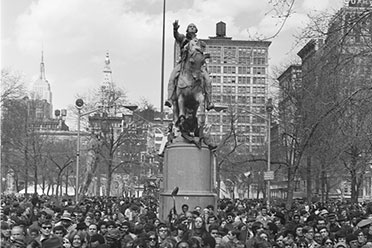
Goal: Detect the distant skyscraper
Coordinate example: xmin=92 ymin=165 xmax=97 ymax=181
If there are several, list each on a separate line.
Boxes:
xmin=30 ymin=51 xmax=53 ymax=119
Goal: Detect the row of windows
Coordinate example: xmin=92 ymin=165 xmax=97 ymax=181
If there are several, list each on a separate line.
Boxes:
xmin=208 ymin=46 xmax=268 ymax=57
xmin=212 ymin=95 xmax=266 ymax=104
xmin=209 ymin=56 xmax=267 ymax=65
xmin=208 ymin=66 xmax=266 ymax=74
xmin=213 ymin=85 xmax=266 ymax=94
xmin=207 ymin=120 xmax=266 ymax=131
xmin=211 ymin=76 xmax=266 ymax=84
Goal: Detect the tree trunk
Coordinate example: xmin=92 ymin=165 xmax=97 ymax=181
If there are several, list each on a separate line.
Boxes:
xmin=106 ymin=162 xmax=113 ymax=196
xmin=216 ymin=162 xmax=221 ymax=199
xmin=351 ymin=169 xmax=358 ymax=203
xmin=81 ymin=149 xmax=100 ymax=196
xmin=286 ymin=168 xmax=295 ymax=210
xmin=306 ymin=156 xmax=312 ymax=203
xmin=34 ymin=166 xmax=38 ymax=194
xmin=321 ymin=162 xmax=325 ymax=203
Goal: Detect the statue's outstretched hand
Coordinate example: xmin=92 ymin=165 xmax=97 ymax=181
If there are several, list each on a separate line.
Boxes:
xmin=173 ymin=20 xmax=180 ymax=30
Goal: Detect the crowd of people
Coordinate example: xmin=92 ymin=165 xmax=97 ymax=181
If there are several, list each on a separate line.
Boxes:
xmin=1 ymin=194 xmax=372 ymax=248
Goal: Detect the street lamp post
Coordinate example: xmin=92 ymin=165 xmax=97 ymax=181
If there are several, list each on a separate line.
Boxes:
xmin=75 ymin=99 xmax=84 ymax=203
xmin=74 ymin=99 xmax=138 ymax=203
xmin=266 ymin=98 xmax=274 ymax=208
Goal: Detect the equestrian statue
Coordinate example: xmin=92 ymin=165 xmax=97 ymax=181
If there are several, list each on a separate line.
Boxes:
xmin=165 ymin=20 xmax=214 ymax=148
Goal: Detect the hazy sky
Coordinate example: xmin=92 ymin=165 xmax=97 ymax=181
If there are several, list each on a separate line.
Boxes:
xmin=1 ymin=0 xmax=345 ymax=113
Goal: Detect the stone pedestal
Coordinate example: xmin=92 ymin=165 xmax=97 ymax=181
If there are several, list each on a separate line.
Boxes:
xmin=159 ymin=139 xmax=217 ymax=221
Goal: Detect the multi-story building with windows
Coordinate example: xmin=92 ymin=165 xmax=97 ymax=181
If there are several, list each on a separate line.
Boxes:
xmin=201 ymin=22 xmax=271 ymax=152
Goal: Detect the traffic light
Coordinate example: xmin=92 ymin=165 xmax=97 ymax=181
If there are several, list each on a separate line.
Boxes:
xmin=75 ymin=99 xmax=84 ymax=110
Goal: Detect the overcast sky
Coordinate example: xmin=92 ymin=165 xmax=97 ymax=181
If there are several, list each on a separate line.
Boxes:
xmin=2 ymin=0 xmax=345 ymax=113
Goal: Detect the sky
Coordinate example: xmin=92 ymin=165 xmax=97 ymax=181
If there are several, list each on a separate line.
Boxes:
xmin=1 ymin=0 xmax=346 ymax=114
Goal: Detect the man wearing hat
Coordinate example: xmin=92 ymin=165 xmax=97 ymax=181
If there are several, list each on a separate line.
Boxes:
xmin=346 ymin=233 xmax=359 ymax=248
xmin=56 ymin=212 xmax=76 ymax=233
xmin=1 ymin=221 xmax=11 ymax=246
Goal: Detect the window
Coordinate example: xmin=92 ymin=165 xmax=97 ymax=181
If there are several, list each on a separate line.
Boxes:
xmin=237 ymin=76 xmax=250 ymax=84
xmin=237 ymin=86 xmax=250 ymax=94
xmin=223 ymin=76 xmax=236 ymax=84
xmin=252 ymin=87 xmax=266 ymax=94
xmin=253 ymin=48 xmax=266 ymax=57
xmin=208 ymin=46 xmax=222 ymax=64
xmin=252 ymin=125 xmax=265 ymax=133
xmin=237 ymin=96 xmax=248 ymax=103
xmin=251 ymin=135 xmax=265 ymax=144
xmin=223 ymin=47 xmax=237 ymax=64
xmin=252 ymin=96 xmax=265 ymax=104
xmin=212 ymin=85 xmax=221 ymax=93
xmin=238 ymin=47 xmax=251 ymax=57
xmin=253 ymin=77 xmax=265 ymax=85
xmin=209 ymin=65 xmax=221 ymax=74
xmin=253 ymin=67 xmax=266 ymax=75
xmin=238 ymin=66 xmax=250 ymax=74
xmin=212 ymin=76 xmax=221 ymax=84
xmin=223 ymin=66 xmax=236 ymax=74
xmin=223 ymin=85 xmax=235 ymax=93
xmin=213 ymin=95 xmax=221 ymax=103
xmin=253 ymin=57 xmax=266 ymax=65
xmin=238 ymin=57 xmax=250 ymax=64
xmin=222 ymin=95 xmax=235 ymax=104
xmin=222 ymin=125 xmax=230 ymax=132
xmin=238 ymin=115 xmax=250 ymax=123
xmin=209 ymin=114 xmax=221 ymax=123
xmin=252 ymin=116 xmax=266 ymax=124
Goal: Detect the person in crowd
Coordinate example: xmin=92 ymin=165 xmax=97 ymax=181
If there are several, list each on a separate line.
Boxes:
xmin=94 ymin=212 xmax=102 ymax=224
xmin=313 ymin=232 xmax=323 ymax=246
xmin=10 ymin=225 xmax=27 ymax=248
xmin=62 ymin=237 xmax=72 ymax=248
xmin=1 ymin=222 xmax=11 ymax=247
xmin=176 ymin=240 xmax=190 ymax=248
xmin=174 ymin=224 xmax=188 ymax=243
xmin=157 ymin=224 xmax=172 ymax=246
xmin=189 ymin=216 xmax=215 ymax=248
xmin=302 ymin=226 xmax=319 ymax=248
xmin=256 ymin=207 xmax=273 ymax=229
xmin=245 ymin=221 xmax=265 ymax=248
xmin=209 ymin=226 xmax=222 ymax=248
xmin=321 ymin=237 xmax=335 ymax=248
xmin=89 ymin=234 xmax=106 ymax=248
xmin=296 ymin=238 xmax=308 ymax=248
xmin=220 ymin=230 xmax=245 ymax=248
xmin=67 ymin=230 xmax=86 ymax=248
xmin=355 ymin=230 xmax=367 ymax=248
xmin=57 ymin=213 xmax=75 ymax=233
xmin=147 ymin=231 xmax=159 ymax=248
xmin=53 ymin=226 xmax=67 ymax=239
xmin=28 ymin=220 xmax=61 ymax=248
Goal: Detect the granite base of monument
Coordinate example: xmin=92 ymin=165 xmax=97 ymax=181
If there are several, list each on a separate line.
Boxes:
xmin=159 ymin=139 xmax=217 ymax=221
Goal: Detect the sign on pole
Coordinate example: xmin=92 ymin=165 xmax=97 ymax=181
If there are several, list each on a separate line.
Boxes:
xmin=264 ymin=171 xmax=274 ymax=181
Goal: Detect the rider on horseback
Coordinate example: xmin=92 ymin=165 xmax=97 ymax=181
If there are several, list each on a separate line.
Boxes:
xmin=165 ymin=21 xmax=214 ymax=111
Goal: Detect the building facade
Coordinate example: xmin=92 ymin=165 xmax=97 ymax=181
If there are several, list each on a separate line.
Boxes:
xmin=275 ymin=0 xmax=372 ymax=201
xmin=202 ymin=22 xmax=271 ymax=153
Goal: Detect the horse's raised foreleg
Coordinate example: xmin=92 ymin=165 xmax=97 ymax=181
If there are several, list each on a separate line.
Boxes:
xmin=177 ymin=94 xmax=186 ymax=128
xmin=196 ymin=91 xmax=205 ymax=139
xmin=172 ymin=99 xmax=179 ymax=124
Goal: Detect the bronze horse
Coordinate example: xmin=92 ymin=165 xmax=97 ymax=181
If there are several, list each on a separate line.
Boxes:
xmin=172 ymin=43 xmax=208 ymax=141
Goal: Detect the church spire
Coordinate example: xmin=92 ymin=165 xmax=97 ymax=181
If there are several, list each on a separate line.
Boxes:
xmin=40 ymin=50 xmax=46 ymax=80
xmin=103 ymin=52 xmax=111 ymax=73
xmin=102 ymin=52 xmax=113 ymax=90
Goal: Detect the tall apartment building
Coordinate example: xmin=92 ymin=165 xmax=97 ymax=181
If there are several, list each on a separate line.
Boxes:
xmin=202 ymin=22 xmax=271 ymax=153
